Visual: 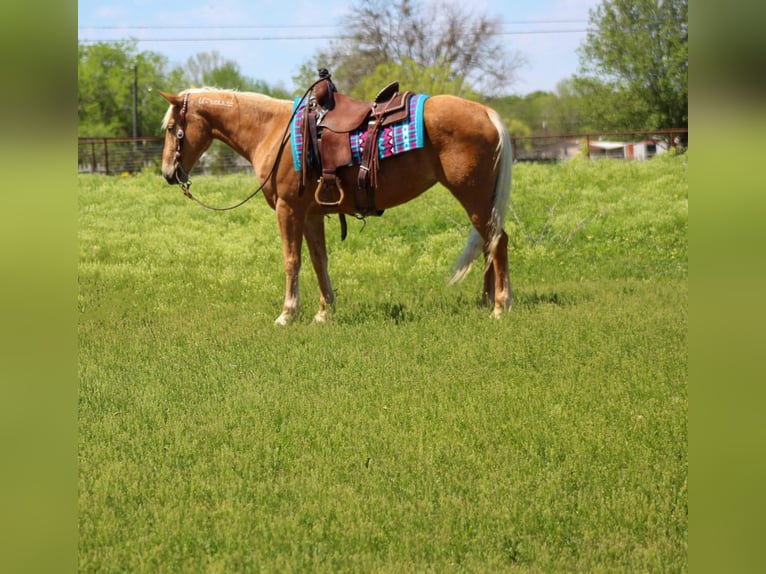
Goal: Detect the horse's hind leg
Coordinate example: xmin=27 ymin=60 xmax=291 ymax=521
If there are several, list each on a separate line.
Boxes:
xmin=456 ymin=208 xmax=512 ymax=317
xmin=478 ymin=224 xmax=511 ymax=317
xmin=490 ymin=229 xmax=512 ymax=317
xmin=303 ymin=214 xmax=335 ymax=323
xmin=482 ymin=245 xmax=496 ymax=307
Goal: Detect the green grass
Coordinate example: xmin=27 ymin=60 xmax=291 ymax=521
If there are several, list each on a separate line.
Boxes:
xmin=79 ymin=153 xmax=687 ymax=572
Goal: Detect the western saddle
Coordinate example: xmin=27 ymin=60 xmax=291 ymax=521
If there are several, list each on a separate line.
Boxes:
xmin=299 ymin=69 xmax=414 ymax=219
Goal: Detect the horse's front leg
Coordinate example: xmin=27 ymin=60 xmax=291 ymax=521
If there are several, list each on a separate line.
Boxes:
xmin=274 ymin=198 xmax=304 ymax=325
xmin=303 ymin=214 xmax=335 ymax=323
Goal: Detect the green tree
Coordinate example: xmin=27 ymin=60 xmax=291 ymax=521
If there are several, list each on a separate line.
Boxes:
xmin=294 ymin=0 xmax=523 ymax=96
xmin=78 ymin=40 xmax=184 ymax=137
xmin=571 ymin=76 xmax=654 ymax=131
xmin=182 ymin=51 xmax=250 ymax=91
xmin=487 ymin=90 xmax=576 ymax=135
xmin=351 ymin=58 xmax=480 ymax=101
xmin=79 ymin=43 xmax=291 ymax=140
xmin=576 ymin=0 xmax=687 ymax=129
xmin=550 ymin=79 xmax=588 ymax=133
xmin=181 ymin=51 xmax=290 ymax=98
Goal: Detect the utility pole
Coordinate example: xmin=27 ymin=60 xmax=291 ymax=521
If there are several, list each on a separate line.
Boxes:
xmin=132 ymin=64 xmax=139 ymax=138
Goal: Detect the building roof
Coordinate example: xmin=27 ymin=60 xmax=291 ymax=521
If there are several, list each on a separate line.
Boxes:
xmin=589 ymin=141 xmax=628 ymax=150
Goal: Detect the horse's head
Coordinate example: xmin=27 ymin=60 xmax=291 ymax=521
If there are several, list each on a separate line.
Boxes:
xmin=158 ymin=90 xmax=212 ymax=186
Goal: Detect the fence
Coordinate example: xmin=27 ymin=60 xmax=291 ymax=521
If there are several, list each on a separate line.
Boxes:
xmin=510 ymin=128 xmax=687 ymax=162
xmin=78 ymin=128 xmax=688 ymax=175
xmin=77 ymin=137 xmax=252 ymax=175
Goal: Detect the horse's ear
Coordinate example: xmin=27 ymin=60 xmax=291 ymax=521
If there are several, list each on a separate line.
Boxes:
xmin=157 ymin=90 xmax=179 ymax=105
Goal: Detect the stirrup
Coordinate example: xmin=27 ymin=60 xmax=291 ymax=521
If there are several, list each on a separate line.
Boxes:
xmin=314 ymin=178 xmax=345 ymax=207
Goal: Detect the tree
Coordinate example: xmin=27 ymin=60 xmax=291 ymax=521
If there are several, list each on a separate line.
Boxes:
xmin=351 ymin=58 xmax=480 ymax=101
xmin=487 ymin=90 xmax=573 ymax=136
xmin=576 ymin=0 xmax=687 ymax=129
xmin=294 ymin=0 xmax=523 ymax=96
xmin=550 ymin=79 xmax=588 ymax=133
xmin=78 ymin=43 xmax=290 ymax=139
xmin=182 ymin=51 xmax=291 ymax=97
xmin=182 ymin=51 xmax=252 ymax=92
xmin=570 ymin=76 xmax=655 ymax=131
xmin=78 ymin=41 xmax=184 ymax=137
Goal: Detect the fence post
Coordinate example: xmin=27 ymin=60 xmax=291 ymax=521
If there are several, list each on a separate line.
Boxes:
xmin=90 ymin=141 xmax=97 ymax=173
xmin=103 ymin=138 xmax=109 ymax=175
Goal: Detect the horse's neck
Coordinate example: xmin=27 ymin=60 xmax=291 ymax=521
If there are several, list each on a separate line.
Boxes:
xmin=204 ymin=92 xmax=291 ymax=162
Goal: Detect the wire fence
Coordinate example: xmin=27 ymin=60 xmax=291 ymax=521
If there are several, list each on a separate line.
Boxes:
xmin=78 ymin=128 xmax=688 ymax=175
xmin=511 ymin=128 xmax=688 ymax=162
xmin=77 ymin=137 xmax=253 ymax=175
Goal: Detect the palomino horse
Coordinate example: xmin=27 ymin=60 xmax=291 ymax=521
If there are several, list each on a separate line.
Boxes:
xmin=158 ymin=87 xmax=512 ymax=324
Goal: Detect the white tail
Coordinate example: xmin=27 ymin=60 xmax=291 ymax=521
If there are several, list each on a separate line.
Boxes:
xmin=449 ymin=108 xmax=512 ymax=284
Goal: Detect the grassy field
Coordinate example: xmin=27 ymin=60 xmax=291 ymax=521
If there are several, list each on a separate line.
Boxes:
xmin=78 ymin=153 xmax=687 ymax=572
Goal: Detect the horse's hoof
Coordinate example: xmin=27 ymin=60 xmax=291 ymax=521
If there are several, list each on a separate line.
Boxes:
xmin=313 ymin=311 xmax=328 ymax=324
xmin=274 ymin=313 xmax=291 ymax=326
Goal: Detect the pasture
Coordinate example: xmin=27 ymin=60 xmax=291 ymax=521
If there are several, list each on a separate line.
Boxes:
xmin=78 ymin=153 xmax=687 ymax=572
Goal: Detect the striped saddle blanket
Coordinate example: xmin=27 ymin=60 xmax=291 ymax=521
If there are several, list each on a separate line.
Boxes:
xmin=291 ymin=93 xmax=429 ymax=172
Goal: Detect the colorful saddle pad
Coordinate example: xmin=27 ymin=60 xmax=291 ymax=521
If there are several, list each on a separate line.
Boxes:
xmin=291 ymin=93 xmax=429 ymax=172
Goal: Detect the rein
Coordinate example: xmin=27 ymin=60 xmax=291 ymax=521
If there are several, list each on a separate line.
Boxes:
xmin=176 ymin=172 xmax=268 ymax=212
xmin=172 ymin=79 xmax=325 ymax=212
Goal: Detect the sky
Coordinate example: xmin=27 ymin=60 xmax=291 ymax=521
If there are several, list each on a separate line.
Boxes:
xmin=78 ymin=0 xmax=602 ymax=95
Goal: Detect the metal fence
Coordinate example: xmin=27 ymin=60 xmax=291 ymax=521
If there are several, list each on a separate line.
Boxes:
xmin=77 ymin=137 xmax=253 ymax=175
xmin=78 ymin=128 xmax=688 ymax=175
xmin=510 ymin=128 xmax=688 ymax=162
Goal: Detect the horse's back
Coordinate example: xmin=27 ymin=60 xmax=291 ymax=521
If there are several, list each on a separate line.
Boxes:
xmin=424 ymin=95 xmax=500 ymax=147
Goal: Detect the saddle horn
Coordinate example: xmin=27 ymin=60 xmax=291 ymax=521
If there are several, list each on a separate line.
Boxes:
xmin=314 ymin=68 xmax=336 ymax=110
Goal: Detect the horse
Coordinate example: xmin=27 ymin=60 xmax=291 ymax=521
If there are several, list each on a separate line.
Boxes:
xmin=158 ymin=86 xmax=513 ymax=325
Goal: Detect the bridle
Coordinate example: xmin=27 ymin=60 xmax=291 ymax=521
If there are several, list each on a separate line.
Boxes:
xmin=169 ymin=78 xmax=327 ymax=212
xmin=172 ymin=93 xmax=190 ymax=189
xmin=170 ymin=92 xmax=272 ymax=211
xmin=174 ymin=93 xmax=189 ymax=181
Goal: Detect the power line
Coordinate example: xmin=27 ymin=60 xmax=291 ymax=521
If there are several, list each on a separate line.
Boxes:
xmin=78 ymin=19 xmax=589 ymax=31
xmin=79 ymin=29 xmax=591 ymax=44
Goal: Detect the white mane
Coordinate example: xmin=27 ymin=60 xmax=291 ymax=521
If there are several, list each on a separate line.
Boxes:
xmin=160 ymin=87 xmax=281 ymax=130
xmin=181 ymin=86 xmax=239 ymax=95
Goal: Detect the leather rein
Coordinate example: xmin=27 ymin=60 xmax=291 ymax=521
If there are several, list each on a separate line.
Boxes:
xmin=171 ymin=81 xmax=323 ymax=212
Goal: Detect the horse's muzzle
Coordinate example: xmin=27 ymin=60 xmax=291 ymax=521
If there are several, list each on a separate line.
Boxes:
xmin=164 ymin=163 xmax=189 ymax=185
